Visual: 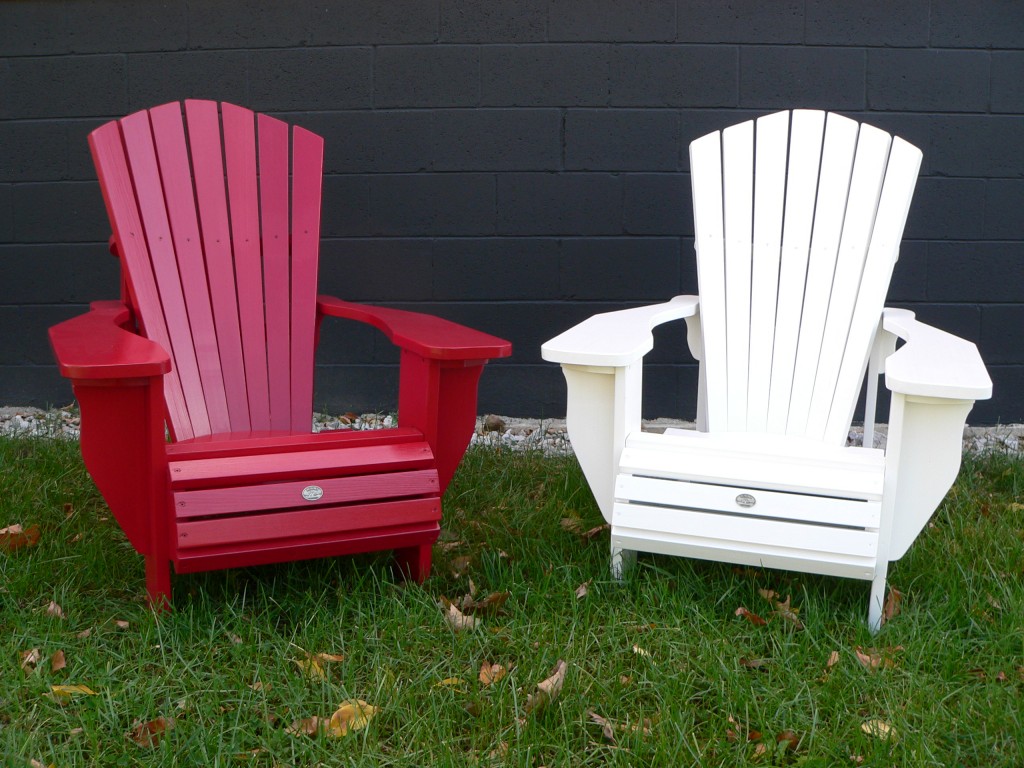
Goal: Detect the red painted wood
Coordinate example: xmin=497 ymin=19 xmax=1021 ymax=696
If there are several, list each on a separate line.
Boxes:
xmin=257 ymin=113 xmax=292 ymax=431
xmin=289 ymin=126 xmax=324 ymax=430
xmin=49 ymin=301 xmax=170 ymax=379
xmin=317 ymin=295 xmax=513 ymax=360
xmin=184 ymin=99 xmax=251 ymax=431
xmin=120 ymin=110 xmax=212 ymax=438
xmin=177 ymin=497 xmax=440 ymax=550
xmin=166 ymin=426 xmax=425 ymax=459
xmin=149 ymin=102 xmax=232 ymax=434
xmin=173 ymin=524 xmax=440 ymax=575
xmin=394 ymin=542 xmax=433 ymax=582
xmin=223 ymin=103 xmax=272 ymax=430
xmin=88 ymin=121 xmax=193 ymax=437
xmin=169 ymin=441 xmax=435 ymax=489
xmin=175 ymin=469 xmax=439 ymax=517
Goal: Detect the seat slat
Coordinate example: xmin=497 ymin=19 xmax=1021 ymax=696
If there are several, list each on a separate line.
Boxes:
xmin=289 ymin=126 xmax=324 ymax=431
xmin=88 ymin=122 xmax=193 ymax=437
xmin=766 ymin=110 xmax=825 ymax=434
xmin=257 ymin=113 xmax=292 ymax=431
xmin=169 ymin=441 xmax=435 ymax=489
xmin=149 ymin=102 xmax=232 ymax=434
xmin=166 ymin=426 xmax=426 ymax=460
xmin=223 ymin=103 xmax=272 ymax=430
xmin=177 ymin=497 xmax=440 ymax=550
xmin=120 ymin=111 xmax=212 ymax=438
xmin=185 ymin=99 xmax=251 ymax=431
xmin=175 ymin=469 xmax=439 ymax=518
xmin=615 ymin=474 xmax=881 ymax=528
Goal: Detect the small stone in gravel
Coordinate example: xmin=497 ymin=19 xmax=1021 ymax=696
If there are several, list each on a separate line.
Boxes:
xmin=482 ymin=415 xmax=506 ymax=433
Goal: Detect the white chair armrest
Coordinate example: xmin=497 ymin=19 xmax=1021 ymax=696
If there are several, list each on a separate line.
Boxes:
xmin=882 ymin=308 xmax=992 ymax=400
xmin=541 ymin=295 xmax=700 ymax=367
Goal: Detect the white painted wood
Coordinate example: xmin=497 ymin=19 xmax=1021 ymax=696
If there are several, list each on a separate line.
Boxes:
xmin=722 ymin=120 xmax=755 ymax=430
xmin=540 ymin=109 xmax=992 ymax=631
xmin=690 ymin=130 xmax=728 ymax=431
xmin=747 ymin=111 xmax=789 ymax=432
xmin=767 ymin=110 xmax=826 ymax=433
xmin=787 ymin=113 xmax=860 ymax=436
xmin=615 ymin=474 xmax=881 ymax=528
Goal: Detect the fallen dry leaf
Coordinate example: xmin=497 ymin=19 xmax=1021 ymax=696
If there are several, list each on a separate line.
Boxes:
xmin=524 ymin=659 xmax=567 ymax=716
xmin=479 ymin=661 xmax=508 ymax=686
xmin=560 ymin=517 xmax=583 ymax=534
xmin=739 ymin=656 xmax=771 ymax=670
xmin=883 ymin=588 xmax=904 ymax=623
xmin=225 ymin=632 xmax=243 ymax=645
xmin=575 ymin=580 xmax=591 ymax=600
xmin=581 ymin=524 xmax=609 ymax=541
xmin=0 ymin=523 xmax=41 ymax=551
xmin=734 ymin=606 xmax=767 ymax=626
xmin=861 ymin=718 xmax=896 ymax=741
xmin=771 ymin=595 xmax=804 ymax=629
xmin=461 ymin=590 xmax=510 ymax=615
xmin=854 ymin=645 xmax=903 ymax=672
xmin=127 ymin=716 xmax=175 ymax=748
xmin=46 ymin=601 xmax=65 ymax=620
xmin=21 ymin=648 xmax=42 ymax=673
xmin=51 ymin=649 xmax=67 ymax=673
xmin=435 ymin=677 xmax=467 ymax=692
xmin=327 ymin=699 xmax=379 ymax=737
xmin=292 ymin=648 xmax=345 ymax=680
xmin=450 ymin=555 xmax=472 ymax=575
xmin=46 ymin=684 xmax=98 ymax=704
xmin=827 ymin=650 xmax=841 ymax=669
xmin=286 ymin=716 xmax=325 ymax=737
xmin=587 ymin=710 xmax=616 ymax=743
xmin=76 ymin=628 xmax=92 ymax=639
xmin=776 ymin=729 xmax=800 ymax=750
xmin=114 ymin=620 xmax=129 ymax=630
xmin=757 ymin=588 xmax=779 ymax=600
xmin=440 ymin=600 xmax=481 ymax=631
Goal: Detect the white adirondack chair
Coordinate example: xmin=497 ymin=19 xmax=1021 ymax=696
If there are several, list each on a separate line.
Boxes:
xmin=542 ymin=110 xmax=992 ymax=631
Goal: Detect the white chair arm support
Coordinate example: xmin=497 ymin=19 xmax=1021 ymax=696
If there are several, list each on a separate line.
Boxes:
xmin=541 ymin=295 xmax=700 ymax=368
xmin=882 ymin=308 xmax=992 ymax=401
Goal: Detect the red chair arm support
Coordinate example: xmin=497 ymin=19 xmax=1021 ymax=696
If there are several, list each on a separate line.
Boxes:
xmin=49 ymin=301 xmax=171 ymax=380
xmin=317 ymin=295 xmax=512 ymax=362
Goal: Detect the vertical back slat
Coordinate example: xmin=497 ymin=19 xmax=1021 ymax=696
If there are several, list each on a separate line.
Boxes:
xmin=148 ymin=102 xmax=232 ymax=435
xmin=765 ymin=110 xmax=825 ymax=434
xmin=120 ymin=111 xmax=212 ymax=438
xmin=746 ymin=111 xmax=789 ymax=432
xmin=689 ymin=130 xmax=728 ymax=431
xmin=89 ymin=121 xmax=194 ymax=438
xmin=824 ymin=137 xmax=923 ymax=442
xmin=289 ymin=126 xmax=325 ymax=431
xmin=257 ymin=113 xmax=292 ymax=431
xmin=786 ymin=113 xmax=860 ymax=436
xmin=222 ymin=103 xmax=271 ymax=430
xmin=722 ymin=121 xmax=754 ymax=430
xmin=805 ymin=124 xmax=892 ymax=439
xmin=184 ymin=99 xmax=251 ymax=431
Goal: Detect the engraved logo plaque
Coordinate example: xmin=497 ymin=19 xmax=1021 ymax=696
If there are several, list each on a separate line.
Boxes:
xmin=735 ymin=493 xmax=756 ymax=509
xmin=301 ymin=485 xmax=324 ymax=502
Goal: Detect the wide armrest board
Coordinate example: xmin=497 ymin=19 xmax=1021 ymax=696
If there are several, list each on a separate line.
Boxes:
xmin=49 ymin=301 xmax=171 ymax=380
xmin=317 ymin=296 xmax=511 ymax=361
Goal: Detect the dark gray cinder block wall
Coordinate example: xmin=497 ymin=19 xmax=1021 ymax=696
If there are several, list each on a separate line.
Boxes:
xmin=2 ymin=1 xmax=1022 ymax=424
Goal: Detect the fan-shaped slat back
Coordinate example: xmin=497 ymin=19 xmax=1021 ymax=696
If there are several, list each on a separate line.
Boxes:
xmin=88 ymin=101 xmax=325 ymax=440
xmin=689 ymin=110 xmax=922 ymax=443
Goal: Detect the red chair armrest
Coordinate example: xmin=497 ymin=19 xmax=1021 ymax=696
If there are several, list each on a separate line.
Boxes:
xmin=49 ymin=301 xmax=171 ymax=380
xmin=316 ymin=295 xmax=512 ymax=361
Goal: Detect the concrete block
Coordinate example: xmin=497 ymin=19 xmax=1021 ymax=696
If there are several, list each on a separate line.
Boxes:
xmin=0 ymin=121 xmax=68 ymax=182
xmin=927 ymin=243 xmax=1024 ymax=302
xmin=867 ymin=50 xmax=989 ymax=112
xmin=623 ymin=173 xmax=693 ymax=236
xmin=886 ymin=240 xmax=927 ymax=302
xmin=565 ymin=110 xmax=680 ymax=171
xmin=497 ymin=173 xmax=622 ymax=236
xmin=67 ymin=119 xmax=106 ymax=180
xmin=375 ymin=46 xmax=480 ymax=108
xmin=904 ymin=178 xmax=985 ymax=241
xmin=319 ymin=238 xmax=434 ymax=302
xmin=678 ymin=0 xmax=803 ymax=43
xmin=610 ymin=45 xmax=738 ymax=107
xmin=984 ymin=180 xmax=1024 ymax=240
xmin=548 ymin=0 xmax=676 ymax=42
xmin=740 ymin=47 xmax=865 ymax=110
xmin=440 ymin=0 xmax=546 ymax=42
xmin=13 ymin=182 xmax=109 ymax=243
xmin=431 ymin=109 xmax=562 ymax=171
xmin=67 ymin=0 xmax=187 ymax=53
xmin=559 ymin=237 xmax=681 ymax=300
xmin=250 ymin=48 xmax=372 ymax=111
xmin=0 ymin=1 xmax=70 ymax=55
xmin=805 ymin=0 xmax=929 ymax=46
xmin=0 ymin=305 xmax=81 ymax=364
xmin=320 ymin=175 xmax=372 ymax=238
xmin=128 ymin=51 xmax=248 ymax=111
xmin=0 ymin=244 xmax=119 ymax=303
xmin=481 ymin=44 xmax=610 ymax=106
xmin=293 ymin=111 xmax=434 ymax=173
xmin=431 ymin=237 xmax=561 ymax=300
xmin=309 ymin=0 xmax=439 ymax=45
xmin=0 ymin=185 xmax=12 ymax=243
xmin=929 ymin=116 xmax=1024 ymax=179
xmin=7 ymin=55 xmax=128 ymax=119
xmin=992 ymin=53 xmax=1024 ymax=114
xmin=370 ymin=173 xmax=496 ymax=236
xmin=930 ymin=0 xmax=1024 ymax=48
xmin=188 ymin=0 xmax=309 ymax=49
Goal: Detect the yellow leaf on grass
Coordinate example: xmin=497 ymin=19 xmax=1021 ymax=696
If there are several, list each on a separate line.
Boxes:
xmin=0 ymin=523 xmax=41 ymax=551
xmin=47 ymin=684 xmax=97 ymax=704
xmin=435 ymin=677 xmax=467 ymax=692
xmin=524 ymin=659 xmax=567 ymax=716
xmin=479 ymin=661 xmax=508 ymax=686
xmin=328 ymin=699 xmax=379 ymax=737
xmin=861 ymin=718 xmax=897 ymax=741
xmin=293 ymin=648 xmax=345 ymax=679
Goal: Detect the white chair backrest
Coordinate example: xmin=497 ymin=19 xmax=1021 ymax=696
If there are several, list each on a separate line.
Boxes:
xmin=689 ymin=110 xmax=922 ymax=444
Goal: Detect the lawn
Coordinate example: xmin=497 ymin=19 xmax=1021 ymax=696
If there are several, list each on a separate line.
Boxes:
xmin=2 ymin=430 xmax=1022 ymax=766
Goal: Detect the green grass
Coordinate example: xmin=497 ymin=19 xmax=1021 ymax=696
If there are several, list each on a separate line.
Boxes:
xmin=2 ymin=433 xmax=1023 ymax=766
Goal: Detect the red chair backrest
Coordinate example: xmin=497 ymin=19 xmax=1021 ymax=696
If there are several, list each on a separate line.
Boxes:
xmin=89 ymin=101 xmax=325 ymax=440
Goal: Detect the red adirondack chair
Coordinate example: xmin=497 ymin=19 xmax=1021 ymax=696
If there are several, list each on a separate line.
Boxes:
xmin=48 ymin=100 xmax=512 ymax=606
